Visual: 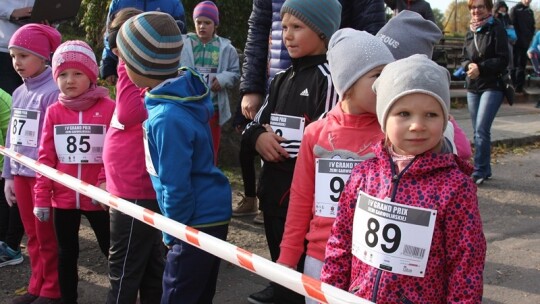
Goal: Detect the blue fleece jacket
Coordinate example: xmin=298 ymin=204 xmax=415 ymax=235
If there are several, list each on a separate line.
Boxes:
xmin=144 ymin=67 xmax=232 ymax=245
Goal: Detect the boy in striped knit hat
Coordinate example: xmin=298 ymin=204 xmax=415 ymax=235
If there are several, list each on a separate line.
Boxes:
xmin=116 ymin=11 xmax=232 ymax=303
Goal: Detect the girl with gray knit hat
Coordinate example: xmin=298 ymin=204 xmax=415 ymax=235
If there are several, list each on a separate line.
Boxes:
xmin=321 ymin=55 xmax=486 ymax=304
xmin=277 ymin=28 xmax=394 ymax=304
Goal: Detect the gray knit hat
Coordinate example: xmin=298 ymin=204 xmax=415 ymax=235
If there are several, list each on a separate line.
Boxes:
xmin=117 ymin=12 xmax=183 ymax=80
xmin=327 ymin=28 xmax=394 ymax=97
xmin=373 ymin=54 xmax=451 ymax=132
xmin=376 ymin=10 xmax=442 ymax=59
xmin=280 ymin=0 xmax=341 ymax=43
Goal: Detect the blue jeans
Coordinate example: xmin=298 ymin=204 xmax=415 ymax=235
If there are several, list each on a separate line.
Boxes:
xmin=467 ymin=90 xmax=503 ymax=178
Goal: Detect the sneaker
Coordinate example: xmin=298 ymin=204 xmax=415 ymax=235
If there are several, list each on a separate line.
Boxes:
xmin=11 ymin=293 xmax=38 ymax=304
xmin=247 ymin=285 xmax=274 ymax=304
xmin=32 ymin=297 xmax=62 ymax=304
xmin=0 ymin=241 xmax=23 ymax=267
xmin=472 ymin=175 xmax=485 ymax=185
xmin=253 ymin=211 xmax=264 ymax=225
xmin=232 ymin=195 xmax=258 ymax=216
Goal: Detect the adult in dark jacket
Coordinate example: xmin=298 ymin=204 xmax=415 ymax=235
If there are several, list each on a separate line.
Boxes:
xmin=494 ymin=0 xmax=514 ymax=70
xmin=462 ymin=0 xmax=509 ymax=185
xmin=239 ymin=0 xmax=386 ymax=120
xmin=99 ymin=0 xmax=187 ymax=85
xmin=384 ymin=0 xmax=435 ymax=22
xmin=510 ymin=0 xmax=535 ymax=93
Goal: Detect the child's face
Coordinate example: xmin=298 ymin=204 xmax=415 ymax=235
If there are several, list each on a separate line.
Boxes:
xmin=385 ymin=93 xmax=445 ymax=155
xmin=281 ymin=13 xmax=326 ymax=58
xmin=195 ymin=16 xmax=216 ymax=44
xmin=343 ymin=65 xmax=385 ymax=115
xmin=10 ymin=48 xmax=46 ymax=79
xmin=56 ymin=68 xmax=92 ymax=98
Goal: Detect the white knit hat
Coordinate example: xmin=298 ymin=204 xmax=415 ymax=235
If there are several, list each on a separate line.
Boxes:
xmin=373 ymin=54 xmax=451 ymax=132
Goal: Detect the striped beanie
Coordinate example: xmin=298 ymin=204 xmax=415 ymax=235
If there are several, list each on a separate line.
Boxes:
xmin=9 ymin=24 xmax=62 ymax=60
xmin=52 ymin=40 xmax=99 ymax=83
xmin=280 ymin=0 xmax=341 ymax=43
xmin=193 ymin=1 xmax=219 ymax=25
xmin=117 ymin=12 xmax=183 ymax=80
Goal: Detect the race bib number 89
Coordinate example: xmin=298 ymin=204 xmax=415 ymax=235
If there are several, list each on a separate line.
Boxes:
xmin=351 ymin=191 xmax=437 ymax=277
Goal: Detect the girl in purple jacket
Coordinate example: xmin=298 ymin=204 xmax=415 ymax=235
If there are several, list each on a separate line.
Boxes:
xmin=3 ymin=24 xmax=63 ymax=304
xmin=321 ymin=55 xmax=486 ymax=304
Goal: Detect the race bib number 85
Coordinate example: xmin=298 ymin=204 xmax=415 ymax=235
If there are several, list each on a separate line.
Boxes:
xmin=54 ymin=124 xmax=106 ymax=164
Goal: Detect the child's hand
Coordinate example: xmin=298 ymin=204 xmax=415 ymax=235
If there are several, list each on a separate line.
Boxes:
xmin=4 ymin=179 xmax=16 ymax=207
xmin=255 ymin=131 xmax=289 ymax=162
xmin=210 ymin=78 xmax=221 ymax=92
xmin=33 ymin=207 xmax=50 ymax=222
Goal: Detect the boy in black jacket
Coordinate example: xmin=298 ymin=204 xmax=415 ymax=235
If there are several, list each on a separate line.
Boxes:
xmin=241 ymin=0 xmax=341 ymax=303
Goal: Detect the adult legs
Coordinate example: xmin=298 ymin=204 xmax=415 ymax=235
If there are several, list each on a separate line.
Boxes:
xmin=513 ymin=45 xmax=528 ymax=92
xmin=467 ymin=90 xmax=503 ymax=179
xmin=0 ymin=178 xmax=24 ymax=252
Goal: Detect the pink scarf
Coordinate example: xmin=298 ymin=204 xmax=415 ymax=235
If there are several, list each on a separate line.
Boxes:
xmin=470 ymin=14 xmax=492 ymax=32
xmin=388 ymin=145 xmax=416 ymax=173
xmin=58 ymin=85 xmax=110 ymax=111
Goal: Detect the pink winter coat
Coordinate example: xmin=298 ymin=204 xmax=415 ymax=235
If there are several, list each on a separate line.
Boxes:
xmin=34 ymin=97 xmax=115 ymax=210
xmin=321 ymin=140 xmax=486 ymax=304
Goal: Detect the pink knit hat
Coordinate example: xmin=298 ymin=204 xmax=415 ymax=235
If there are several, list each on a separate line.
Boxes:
xmin=52 ymin=40 xmax=99 ymax=83
xmin=193 ymin=1 xmax=219 ymax=25
xmin=9 ymin=24 xmax=62 ymax=60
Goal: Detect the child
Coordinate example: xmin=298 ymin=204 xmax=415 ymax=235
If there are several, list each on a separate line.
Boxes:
xmin=277 ymin=29 xmax=394 ymax=304
xmin=3 ymin=24 xmax=62 ymax=304
xmin=321 ymin=55 xmax=486 ymax=303
xmin=180 ymin=1 xmax=240 ymax=165
xmin=116 ymin=12 xmax=232 ymax=303
xmin=33 ymin=40 xmax=114 ymax=304
xmin=101 ymin=8 xmax=166 ymax=304
xmin=241 ymin=0 xmax=341 ymax=302
xmin=0 ymin=88 xmax=24 ymax=269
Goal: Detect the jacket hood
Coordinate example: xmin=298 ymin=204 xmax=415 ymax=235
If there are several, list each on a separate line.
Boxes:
xmin=145 ymin=67 xmax=212 ymax=123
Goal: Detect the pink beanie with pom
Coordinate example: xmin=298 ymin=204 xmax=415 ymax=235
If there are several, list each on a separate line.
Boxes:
xmin=52 ymin=40 xmax=99 ymax=83
xmin=9 ymin=24 xmax=62 ymax=60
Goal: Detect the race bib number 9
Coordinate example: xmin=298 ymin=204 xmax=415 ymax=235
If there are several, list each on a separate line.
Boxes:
xmin=314 ymin=158 xmax=361 ymax=218
xmin=351 ymin=191 xmax=437 ymax=277
xmin=10 ymin=108 xmax=40 ymax=147
xmin=269 ymin=114 xmax=305 ymax=142
xmin=54 ymin=124 xmax=106 ymax=164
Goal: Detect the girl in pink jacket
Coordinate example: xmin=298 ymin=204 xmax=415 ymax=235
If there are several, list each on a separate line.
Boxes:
xmin=321 ymin=55 xmax=486 ymax=303
xmin=33 ymin=40 xmax=115 ymax=304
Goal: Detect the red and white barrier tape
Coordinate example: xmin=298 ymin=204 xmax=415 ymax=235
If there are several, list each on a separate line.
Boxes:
xmin=0 ymin=145 xmax=373 ymax=304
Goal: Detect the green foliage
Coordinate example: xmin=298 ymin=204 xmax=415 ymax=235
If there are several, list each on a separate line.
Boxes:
xmin=182 ymin=0 xmax=252 ymax=50
xmin=79 ymin=0 xmax=110 ymax=56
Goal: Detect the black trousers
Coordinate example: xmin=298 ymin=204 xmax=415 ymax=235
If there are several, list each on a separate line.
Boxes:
xmin=107 ymin=199 xmax=165 ymax=304
xmin=263 ymin=213 xmax=306 ymax=304
xmin=54 ymin=208 xmax=110 ymax=304
xmin=239 ymin=138 xmax=257 ymax=197
xmin=0 ymin=178 xmax=24 ymax=250
xmin=512 ymin=45 xmax=529 ymax=91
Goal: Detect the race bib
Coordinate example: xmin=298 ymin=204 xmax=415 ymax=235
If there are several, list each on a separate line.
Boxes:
xmin=197 ymin=66 xmax=217 ymax=86
xmin=110 ymin=108 xmax=125 ymax=130
xmin=142 ymin=124 xmax=157 ymax=177
xmin=10 ymin=108 xmax=40 ymax=147
xmin=314 ymin=158 xmax=362 ymax=218
xmin=352 ymin=191 xmax=437 ymax=277
xmin=269 ymin=113 xmax=305 ymax=142
xmin=54 ymin=124 xmax=106 ymax=164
